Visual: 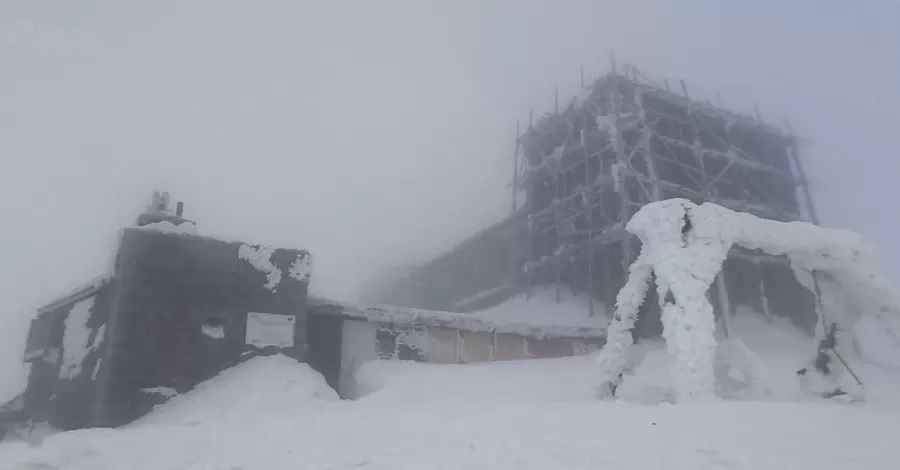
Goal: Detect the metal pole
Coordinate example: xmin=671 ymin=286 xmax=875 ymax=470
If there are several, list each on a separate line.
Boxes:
xmin=785 ymin=120 xmax=821 ymax=224
xmin=554 ymin=85 xmax=559 ymax=114
xmin=525 ymin=110 xmax=535 ymax=299
xmin=584 ymin=122 xmax=595 ymax=316
xmin=510 ymin=121 xmax=521 ymax=287
xmin=511 ymin=121 xmax=520 ymax=216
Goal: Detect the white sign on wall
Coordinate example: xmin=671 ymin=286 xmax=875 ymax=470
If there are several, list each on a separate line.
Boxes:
xmin=245 ymin=312 xmax=296 ymax=348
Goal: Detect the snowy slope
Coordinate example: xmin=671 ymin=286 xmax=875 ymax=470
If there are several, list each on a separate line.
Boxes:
xmin=2 ymin=318 xmax=900 ymax=470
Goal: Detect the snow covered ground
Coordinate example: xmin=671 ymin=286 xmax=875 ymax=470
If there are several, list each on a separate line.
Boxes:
xmin=2 ymin=312 xmax=899 ymax=470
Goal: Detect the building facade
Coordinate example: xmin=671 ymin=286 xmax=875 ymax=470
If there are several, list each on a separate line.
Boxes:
xmin=6 ymin=202 xmax=311 ymax=432
xmin=370 ymin=71 xmax=820 ymax=336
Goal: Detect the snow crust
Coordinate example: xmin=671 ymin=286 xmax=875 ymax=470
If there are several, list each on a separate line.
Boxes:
xmin=134 ymin=220 xmax=198 ymax=236
xmin=597 ymin=199 xmax=900 ymax=402
xmin=237 ymin=244 xmax=281 ymax=291
xmin=135 ymin=354 xmax=337 ymax=427
xmin=4 ymin=322 xmax=900 ymax=470
xmin=472 ymin=286 xmax=609 ymax=329
xmin=59 ymin=297 xmax=96 ymax=380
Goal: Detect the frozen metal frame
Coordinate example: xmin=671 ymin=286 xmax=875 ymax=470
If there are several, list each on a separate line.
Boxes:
xmin=513 ymin=60 xmax=817 ymax=315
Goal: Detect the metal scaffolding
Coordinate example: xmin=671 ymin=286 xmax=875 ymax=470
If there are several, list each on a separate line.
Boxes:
xmin=513 ymin=60 xmax=813 ymax=317
xmin=370 ymin=59 xmax=821 ymax=335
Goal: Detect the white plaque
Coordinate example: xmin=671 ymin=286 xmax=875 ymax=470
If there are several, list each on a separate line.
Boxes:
xmin=245 ymin=312 xmax=296 ymax=348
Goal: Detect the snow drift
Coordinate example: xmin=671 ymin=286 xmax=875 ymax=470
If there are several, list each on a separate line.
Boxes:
xmin=2 ymin=321 xmax=900 ymax=470
xmin=136 ymin=354 xmax=338 ymax=427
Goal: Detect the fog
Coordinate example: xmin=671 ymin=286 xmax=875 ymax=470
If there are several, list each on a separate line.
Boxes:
xmin=2 ymin=0 xmax=898 ymax=400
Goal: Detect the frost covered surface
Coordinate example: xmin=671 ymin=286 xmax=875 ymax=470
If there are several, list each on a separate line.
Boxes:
xmin=139 ymin=387 xmax=177 ymax=399
xmin=3 ymin=327 xmax=900 ymax=470
xmin=633 ymin=200 xmax=730 ymax=401
xmin=59 ymin=297 xmax=96 ymax=380
xmin=134 ymin=220 xmax=198 ymax=236
xmin=472 ymin=286 xmax=609 ymax=329
xmin=597 ymin=199 xmax=900 ymax=402
xmin=237 ymin=244 xmax=281 ymax=291
xmin=596 ymin=261 xmax=653 ymax=398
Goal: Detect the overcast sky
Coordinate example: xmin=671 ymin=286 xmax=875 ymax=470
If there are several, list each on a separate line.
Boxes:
xmin=2 ymin=0 xmax=898 ymax=400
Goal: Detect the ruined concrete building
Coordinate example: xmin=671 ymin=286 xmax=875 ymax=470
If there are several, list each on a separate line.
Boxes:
xmin=371 ymin=68 xmax=821 ymax=337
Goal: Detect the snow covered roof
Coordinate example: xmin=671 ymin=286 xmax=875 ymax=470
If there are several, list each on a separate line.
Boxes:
xmin=309 ymin=299 xmax=606 ymax=340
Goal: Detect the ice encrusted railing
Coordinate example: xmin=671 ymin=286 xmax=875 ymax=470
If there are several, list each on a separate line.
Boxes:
xmin=597 ymin=199 xmax=900 ymax=402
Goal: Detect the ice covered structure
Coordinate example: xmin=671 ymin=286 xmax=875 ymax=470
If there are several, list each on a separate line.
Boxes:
xmin=2 ymin=192 xmax=313 ymax=433
xmin=597 ymin=198 xmax=900 ymax=401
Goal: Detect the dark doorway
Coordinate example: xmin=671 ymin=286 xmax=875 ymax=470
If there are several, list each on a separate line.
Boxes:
xmin=306 ymin=313 xmax=344 ymax=394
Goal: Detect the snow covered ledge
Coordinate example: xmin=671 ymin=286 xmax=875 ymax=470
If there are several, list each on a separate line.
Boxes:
xmin=597 ymin=198 xmax=900 ymax=402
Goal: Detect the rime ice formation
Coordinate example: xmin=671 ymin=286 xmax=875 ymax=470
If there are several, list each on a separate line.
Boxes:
xmin=597 ymin=199 xmax=900 ymax=402
xmin=136 ymin=220 xmax=199 ymax=235
xmin=237 ymin=245 xmax=313 ymax=291
xmin=60 ymin=297 xmax=104 ymax=381
xmin=238 ymin=244 xmax=282 ymax=291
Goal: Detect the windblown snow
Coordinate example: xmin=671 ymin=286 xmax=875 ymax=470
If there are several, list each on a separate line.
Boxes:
xmin=3 ymin=314 xmax=900 ymax=470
